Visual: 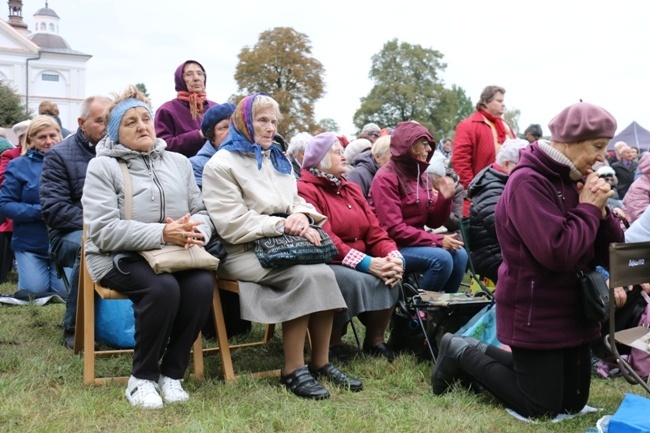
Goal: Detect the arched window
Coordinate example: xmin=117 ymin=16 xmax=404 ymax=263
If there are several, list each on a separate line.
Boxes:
xmin=49 ymin=23 xmax=54 ymax=32
xmin=40 ymin=22 xmax=46 ymax=31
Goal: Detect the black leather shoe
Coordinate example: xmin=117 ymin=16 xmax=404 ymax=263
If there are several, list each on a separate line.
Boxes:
xmin=62 ymin=329 xmax=75 ymax=350
xmin=431 ymin=333 xmax=470 ymax=395
xmin=309 ymin=363 xmax=363 ymax=392
xmin=280 ymin=366 xmax=330 ymax=400
xmin=363 ymin=342 xmax=396 ymax=363
xmin=329 ymin=344 xmax=351 ymax=365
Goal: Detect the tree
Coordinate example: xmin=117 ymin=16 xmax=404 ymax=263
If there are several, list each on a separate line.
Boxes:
xmin=0 ymin=80 xmax=30 ymax=126
xmin=135 ymin=83 xmax=150 ymax=99
xmin=234 ymin=27 xmax=325 ymax=138
xmin=504 ymin=108 xmax=521 ymax=135
xmin=354 ymin=39 xmax=475 ymax=140
xmin=315 ymin=118 xmax=339 ymax=134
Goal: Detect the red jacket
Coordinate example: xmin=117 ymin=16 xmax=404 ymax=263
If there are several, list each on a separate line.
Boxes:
xmin=452 ymin=111 xmax=515 ymax=189
xmin=297 ymin=169 xmax=397 ymax=262
xmin=370 ymin=122 xmax=452 ymax=248
xmin=0 ymin=147 xmax=20 ymax=233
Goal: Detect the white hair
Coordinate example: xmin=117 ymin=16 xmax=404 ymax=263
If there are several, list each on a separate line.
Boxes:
xmin=496 ymin=138 xmax=528 ymax=166
xmin=287 ymin=132 xmax=312 ymax=156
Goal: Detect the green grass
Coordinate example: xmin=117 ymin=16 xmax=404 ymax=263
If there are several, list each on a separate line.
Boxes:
xmin=0 ymin=271 xmax=642 ymax=433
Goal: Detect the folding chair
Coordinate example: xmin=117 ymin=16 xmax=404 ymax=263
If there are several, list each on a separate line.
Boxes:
xmin=458 ymin=216 xmax=493 ymax=296
xmin=604 ymin=240 xmax=650 ymax=394
xmin=202 ymin=278 xmax=278 ymax=381
xmin=73 ymin=237 xmax=204 ymax=385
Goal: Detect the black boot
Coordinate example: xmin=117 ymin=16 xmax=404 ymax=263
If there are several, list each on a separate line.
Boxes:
xmin=431 ymin=333 xmax=470 ymax=395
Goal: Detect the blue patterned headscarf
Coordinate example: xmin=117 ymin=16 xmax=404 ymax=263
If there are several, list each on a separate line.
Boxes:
xmin=219 ymin=92 xmax=292 ymax=174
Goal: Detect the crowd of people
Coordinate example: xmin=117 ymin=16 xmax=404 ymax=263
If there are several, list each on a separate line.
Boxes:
xmin=0 ymin=64 xmax=648 ymax=416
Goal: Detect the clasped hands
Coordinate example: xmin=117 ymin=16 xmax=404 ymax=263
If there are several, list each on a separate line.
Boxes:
xmin=369 ymin=257 xmax=404 ymax=287
xmin=163 ymin=213 xmax=205 ymax=249
xmin=283 ymin=213 xmax=321 ymax=246
xmin=578 ymin=171 xmax=614 ymax=218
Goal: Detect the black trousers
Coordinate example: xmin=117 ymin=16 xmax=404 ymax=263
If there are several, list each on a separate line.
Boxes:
xmin=101 ymin=259 xmax=213 ymax=381
xmin=460 ymin=343 xmax=591 ymax=419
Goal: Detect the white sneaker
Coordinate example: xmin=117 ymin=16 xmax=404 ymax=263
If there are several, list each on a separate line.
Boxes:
xmin=158 ymin=375 xmax=190 ymax=404
xmin=125 ymin=376 xmax=163 ymax=409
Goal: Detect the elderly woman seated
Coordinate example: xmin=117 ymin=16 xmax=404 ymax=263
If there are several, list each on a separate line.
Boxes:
xmin=466 ymin=138 xmax=528 ymax=283
xmin=370 ymin=121 xmax=468 ymax=293
xmin=297 ymin=132 xmax=404 ymax=362
xmin=82 ymin=86 xmax=215 ymax=409
xmin=202 ymin=93 xmax=361 ymax=400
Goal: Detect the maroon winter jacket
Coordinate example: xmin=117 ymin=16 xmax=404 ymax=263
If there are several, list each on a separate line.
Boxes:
xmin=154 ymin=60 xmax=216 ymax=157
xmin=495 ymin=142 xmax=624 ymax=349
xmin=297 ymin=169 xmax=397 ymax=262
xmin=370 ymin=122 xmax=452 ymax=248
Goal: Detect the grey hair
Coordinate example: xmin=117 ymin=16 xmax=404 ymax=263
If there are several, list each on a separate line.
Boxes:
xmin=79 ymin=96 xmax=112 ymax=120
xmin=287 ymin=132 xmax=312 ymax=156
xmin=496 ymin=138 xmax=528 ymax=166
xmin=371 ymin=135 xmax=390 ymax=157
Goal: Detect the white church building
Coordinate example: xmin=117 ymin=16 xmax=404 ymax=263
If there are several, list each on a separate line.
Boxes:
xmin=0 ymin=1 xmax=90 ymax=131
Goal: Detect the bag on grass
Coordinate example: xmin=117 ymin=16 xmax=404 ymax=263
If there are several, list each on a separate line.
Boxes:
xmin=628 ymin=291 xmax=650 ymax=379
xmin=456 ymin=302 xmax=502 ymax=347
xmin=608 ymin=393 xmax=650 ymax=433
xmin=95 ymin=296 xmax=135 ymax=349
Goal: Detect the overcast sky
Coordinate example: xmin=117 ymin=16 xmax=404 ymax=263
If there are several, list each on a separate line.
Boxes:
xmin=23 ymin=0 xmax=650 ymax=139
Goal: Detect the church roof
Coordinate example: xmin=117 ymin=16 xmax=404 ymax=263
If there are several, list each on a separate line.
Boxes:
xmin=34 ymin=7 xmax=59 ymax=19
xmin=29 ymin=32 xmax=69 ymax=49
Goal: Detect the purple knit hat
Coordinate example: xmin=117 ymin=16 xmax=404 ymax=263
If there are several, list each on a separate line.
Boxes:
xmin=548 ymin=101 xmax=617 ymax=142
xmin=303 ymin=132 xmax=338 ymax=168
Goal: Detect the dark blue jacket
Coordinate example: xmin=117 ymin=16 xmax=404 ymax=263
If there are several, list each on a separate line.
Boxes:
xmin=0 ymin=149 xmax=48 ymax=253
xmin=189 ymin=140 xmax=216 ymax=189
xmin=40 ymin=128 xmax=95 ymax=239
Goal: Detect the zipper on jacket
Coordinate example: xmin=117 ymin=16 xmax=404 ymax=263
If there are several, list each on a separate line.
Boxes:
xmin=142 ymin=155 xmax=165 ymax=222
xmin=527 ymin=280 xmax=535 ymax=326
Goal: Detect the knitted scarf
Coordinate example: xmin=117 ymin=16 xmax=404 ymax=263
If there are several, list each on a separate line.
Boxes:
xmin=307 ymin=167 xmax=341 ymax=186
xmin=219 ymin=93 xmax=292 ymax=175
xmin=176 ymin=91 xmax=207 ymax=120
xmin=479 ymin=109 xmax=509 ymax=144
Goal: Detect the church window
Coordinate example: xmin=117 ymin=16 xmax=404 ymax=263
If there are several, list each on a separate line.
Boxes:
xmin=42 ymin=73 xmax=59 ymax=82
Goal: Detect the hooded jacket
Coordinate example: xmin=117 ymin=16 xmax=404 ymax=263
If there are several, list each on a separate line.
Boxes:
xmin=622 ymin=153 xmax=650 ymax=223
xmin=0 ymin=149 xmax=48 ymax=253
xmin=467 ymin=163 xmax=508 ymax=282
xmin=370 ymin=122 xmax=452 ymax=247
xmin=81 ymin=137 xmax=213 ymax=282
xmin=40 ymin=128 xmax=96 ymax=239
xmin=298 ymin=169 xmax=397 ymax=262
xmin=154 ymin=60 xmax=216 ymax=157
xmin=345 ymin=150 xmax=378 ymax=199
xmin=495 ymin=141 xmax=624 ymax=349
xmin=189 ymin=140 xmax=217 ymax=189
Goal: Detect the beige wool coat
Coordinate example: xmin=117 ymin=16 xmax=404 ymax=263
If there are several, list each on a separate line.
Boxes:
xmin=202 ymin=148 xmax=326 ymax=282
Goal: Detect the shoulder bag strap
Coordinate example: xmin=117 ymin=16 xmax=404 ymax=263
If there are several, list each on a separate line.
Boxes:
xmin=118 ymin=160 xmax=132 ymax=220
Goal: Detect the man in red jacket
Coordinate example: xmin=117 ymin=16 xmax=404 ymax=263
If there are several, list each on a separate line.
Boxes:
xmin=451 ymin=85 xmax=515 ymax=215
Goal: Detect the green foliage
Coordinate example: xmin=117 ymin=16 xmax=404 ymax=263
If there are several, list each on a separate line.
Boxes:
xmin=504 ymin=108 xmax=521 ymax=135
xmin=134 ymin=83 xmax=150 ymax=99
xmin=234 ymin=27 xmax=325 ymax=138
xmin=354 ymin=39 xmax=473 ymax=139
xmin=316 ymin=118 xmax=340 ymax=133
xmin=0 ymin=80 xmax=31 ymax=126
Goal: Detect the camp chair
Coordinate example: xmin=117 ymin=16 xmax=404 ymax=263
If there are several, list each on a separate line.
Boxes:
xmin=458 ymin=217 xmax=493 ymax=297
xmin=604 ymin=241 xmax=650 ymax=394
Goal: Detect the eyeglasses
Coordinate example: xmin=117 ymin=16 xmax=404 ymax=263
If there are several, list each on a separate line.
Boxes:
xmin=183 ymin=71 xmax=205 ymax=79
xmin=599 ymin=175 xmax=614 ymax=179
xmin=330 ymin=148 xmax=345 ymax=156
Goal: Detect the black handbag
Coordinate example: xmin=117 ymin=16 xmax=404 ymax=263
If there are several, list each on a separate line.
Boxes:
xmin=253 ymin=226 xmax=338 ymax=269
xmin=577 ymin=268 xmax=610 ymax=322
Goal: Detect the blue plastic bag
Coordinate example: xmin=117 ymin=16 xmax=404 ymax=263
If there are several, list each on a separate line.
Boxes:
xmin=94 ymin=296 xmax=135 ymax=348
xmin=608 ymin=393 xmax=650 ymax=433
xmin=456 ymin=302 xmax=502 ymax=347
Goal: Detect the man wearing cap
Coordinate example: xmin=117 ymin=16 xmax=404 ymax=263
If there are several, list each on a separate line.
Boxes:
xmin=358 ymin=123 xmax=381 ymax=144
xmin=40 ymin=96 xmax=111 ymax=349
xmin=432 ymin=101 xmax=624 ymax=419
xmin=189 ymin=103 xmax=236 ymax=189
xmin=452 ymin=85 xmax=516 ymax=215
